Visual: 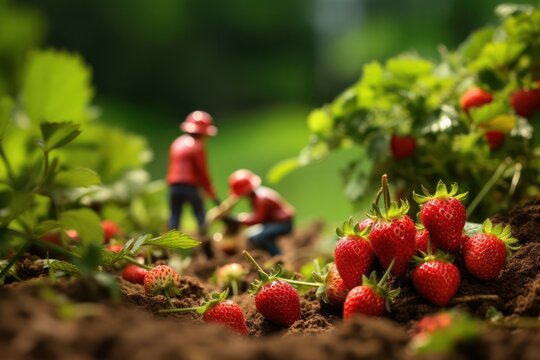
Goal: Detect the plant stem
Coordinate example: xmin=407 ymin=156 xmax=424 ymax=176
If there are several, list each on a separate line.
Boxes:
xmin=124 ymin=256 xmax=152 ymax=270
xmin=466 ymin=158 xmax=510 ymax=217
xmin=0 ymin=239 xmax=31 ymax=279
xmin=231 ymin=279 xmax=239 ymax=297
xmin=34 ymin=238 xmax=80 ymax=259
xmin=0 ymin=145 xmax=15 ymax=182
xmin=242 ymin=250 xmax=265 ymax=274
xmin=164 ymin=292 xmax=175 ymax=308
xmin=278 ymin=277 xmax=321 ymax=288
xmin=377 ymin=258 xmax=395 ymax=287
xmin=159 ymin=306 xmax=201 ymax=314
xmin=381 ymin=174 xmax=391 ymax=213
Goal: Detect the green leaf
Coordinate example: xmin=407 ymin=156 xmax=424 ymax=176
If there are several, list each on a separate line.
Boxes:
xmin=54 ymin=167 xmax=101 ymax=188
xmin=307 ymin=108 xmax=334 ymax=134
xmin=386 ymin=55 xmax=434 ymax=78
xmin=47 ymin=259 xmax=81 ymax=276
xmin=75 ymin=243 xmax=102 ymax=275
xmin=464 ymin=222 xmax=483 ymax=236
xmin=469 ymin=101 xmax=507 ymax=124
xmin=456 ymin=27 xmax=495 ymax=63
xmin=496 ymin=4 xmax=534 ymax=18
xmin=267 ymin=158 xmax=300 ymax=184
xmin=40 ymin=122 xmax=81 ymax=152
xmin=343 ymin=159 xmax=371 ymax=202
xmin=22 ymin=50 xmax=93 ymax=124
xmin=142 ymin=230 xmax=200 ymax=251
xmin=60 ymin=208 xmax=103 ymax=245
xmin=0 ymin=97 xmax=14 ymax=142
xmin=34 ymin=220 xmax=60 ymax=236
xmin=100 ymin=249 xmax=127 ymax=266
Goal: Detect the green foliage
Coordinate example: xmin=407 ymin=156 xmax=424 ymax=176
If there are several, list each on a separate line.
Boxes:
xmin=142 ymin=231 xmax=200 ymax=251
xmin=60 ymin=208 xmax=104 ymax=245
xmin=278 ymin=4 xmax=540 ymax=220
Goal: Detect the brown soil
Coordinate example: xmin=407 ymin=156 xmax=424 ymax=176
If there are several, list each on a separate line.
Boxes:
xmin=1 ymin=202 xmax=539 ymax=359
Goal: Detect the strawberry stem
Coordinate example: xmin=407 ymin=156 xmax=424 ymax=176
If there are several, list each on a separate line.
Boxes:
xmin=467 ymin=158 xmax=510 ymax=217
xmin=278 ymin=278 xmax=322 ymax=288
xmin=377 ymin=258 xmax=395 ymax=287
xmin=231 ymin=279 xmax=239 ymax=297
xmin=124 ymin=256 xmax=152 ymax=270
xmin=382 ymin=174 xmax=391 ymax=214
xmin=159 ymin=306 xmax=201 ymax=313
xmin=242 ymin=250 xmax=266 ymax=275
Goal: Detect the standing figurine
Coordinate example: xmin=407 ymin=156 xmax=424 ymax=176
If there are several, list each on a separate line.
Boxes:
xmin=167 ymin=110 xmax=219 ymax=258
xmin=211 ymin=169 xmax=294 ymax=256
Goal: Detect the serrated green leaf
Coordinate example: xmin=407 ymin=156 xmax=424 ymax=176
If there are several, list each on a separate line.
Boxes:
xmin=47 ymin=259 xmax=81 ymax=276
xmin=100 ymin=249 xmax=127 ymax=266
xmin=60 ymin=208 xmax=103 ymax=245
xmin=40 ymin=122 xmax=81 ymax=152
xmin=267 ymin=157 xmax=300 ymax=184
xmin=22 ymin=50 xmax=93 ymax=124
xmin=54 ymin=167 xmax=101 ymax=188
xmin=0 ymin=97 xmax=14 ymax=142
xmin=142 ymin=230 xmax=199 ymax=251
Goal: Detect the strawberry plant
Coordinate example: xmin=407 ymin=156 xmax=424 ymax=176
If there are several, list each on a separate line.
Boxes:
xmin=271 ymin=4 xmax=540 ymax=221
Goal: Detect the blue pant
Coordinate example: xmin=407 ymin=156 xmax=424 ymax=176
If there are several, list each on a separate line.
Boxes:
xmin=247 ymin=219 xmax=293 ymax=256
xmin=169 ymin=184 xmax=206 ymax=235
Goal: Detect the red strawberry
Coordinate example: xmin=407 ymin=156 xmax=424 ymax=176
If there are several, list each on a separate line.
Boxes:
xmin=414 ymin=312 xmax=454 ymax=336
xmin=485 ymin=131 xmax=505 ymax=150
xmin=144 ymin=265 xmax=181 ymax=296
xmin=463 ymin=219 xmax=519 ymax=280
xmin=460 ymin=88 xmax=493 ymax=113
xmin=413 ymin=181 xmax=467 ymax=254
xmin=334 ymin=218 xmax=374 ymax=289
xmin=343 ymin=259 xmax=400 ymax=319
xmin=122 ymin=264 xmax=148 ymax=284
xmin=369 ymin=175 xmax=416 ymax=277
xmin=160 ymin=291 xmax=248 ymax=335
xmin=358 ymin=218 xmax=373 ymax=232
xmin=107 ymin=244 xmax=123 ymax=253
xmin=412 ymin=253 xmax=460 ymax=306
xmin=255 ymin=280 xmax=301 ymax=326
xmin=40 ymin=229 xmax=79 ymax=245
xmin=415 ymin=227 xmax=437 ymax=254
xmin=311 ymin=263 xmax=349 ymax=306
xmin=101 ymin=220 xmax=123 ymax=243
xmin=390 ymin=135 xmax=417 ymax=160
xmin=511 ymin=87 xmax=540 ymax=118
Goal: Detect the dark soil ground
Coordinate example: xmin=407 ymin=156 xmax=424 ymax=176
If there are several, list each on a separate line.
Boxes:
xmin=1 ymin=201 xmax=539 ymax=359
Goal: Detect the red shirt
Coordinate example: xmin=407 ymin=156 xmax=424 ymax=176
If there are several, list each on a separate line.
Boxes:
xmin=239 ymin=187 xmax=294 ymax=226
xmin=167 ymin=134 xmax=216 ymax=198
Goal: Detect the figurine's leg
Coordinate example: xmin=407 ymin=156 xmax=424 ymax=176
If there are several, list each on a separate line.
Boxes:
xmin=168 ymin=185 xmax=184 ymax=230
xmin=247 ymin=221 xmax=292 ymax=256
xmin=186 ymin=188 xmax=213 ymax=258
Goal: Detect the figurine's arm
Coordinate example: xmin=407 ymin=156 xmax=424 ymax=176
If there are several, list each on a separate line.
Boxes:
xmin=238 ymin=199 xmax=268 ymax=226
xmin=193 ymin=146 xmax=217 ymax=199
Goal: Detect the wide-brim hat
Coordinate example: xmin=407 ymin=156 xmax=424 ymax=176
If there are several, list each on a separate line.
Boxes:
xmin=181 ymin=110 xmax=218 ymax=136
xmin=229 ymin=169 xmax=261 ymax=196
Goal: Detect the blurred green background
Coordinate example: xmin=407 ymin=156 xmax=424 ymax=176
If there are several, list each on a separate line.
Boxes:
xmin=2 ymin=0 xmax=538 ymax=230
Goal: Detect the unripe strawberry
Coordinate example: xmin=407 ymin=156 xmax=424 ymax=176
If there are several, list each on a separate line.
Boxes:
xmin=343 ymin=259 xmax=399 ymax=319
xmin=460 ymin=88 xmax=493 ymax=113
xmin=412 ymin=253 xmax=460 ymax=306
xmin=122 ymin=264 xmax=148 ymax=284
xmin=311 ymin=263 xmax=349 ymax=307
xmin=413 ymin=181 xmax=467 ymax=254
xmin=107 ymin=244 xmax=123 ymax=253
xmin=334 ymin=218 xmax=374 ymax=289
xmin=144 ymin=265 xmax=181 ymax=296
xmin=463 ymin=219 xmax=519 ymax=280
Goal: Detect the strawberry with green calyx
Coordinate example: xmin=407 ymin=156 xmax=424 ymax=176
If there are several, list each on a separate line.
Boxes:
xmin=144 ymin=265 xmax=181 ymax=306
xmin=160 ymin=290 xmax=248 ymax=335
xmin=460 ymin=88 xmax=493 ymax=114
xmin=413 ymin=181 xmax=467 ymax=254
xmin=311 ymin=262 xmax=349 ymax=306
xmin=412 ymin=250 xmax=460 ymax=306
xmin=243 ymin=250 xmax=301 ymax=326
xmin=368 ymin=175 xmax=416 ymax=277
xmin=215 ymin=262 xmax=247 ymax=296
xmin=334 ymin=217 xmax=374 ymax=289
xmin=463 ymin=219 xmax=520 ymax=280
xmin=343 ymin=258 xmax=400 ymax=319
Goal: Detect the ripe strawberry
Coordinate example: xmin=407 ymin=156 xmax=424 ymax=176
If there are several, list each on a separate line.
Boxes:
xmin=511 ymin=86 xmax=540 ymax=118
xmin=412 ymin=252 xmax=460 ymax=306
xmin=390 ymin=135 xmax=417 ymax=160
xmin=144 ymin=265 xmax=181 ymax=297
xmin=310 ymin=262 xmax=350 ymax=307
xmin=203 ymin=299 xmax=248 ymax=335
xmin=415 ymin=227 xmax=438 ymax=254
xmin=334 ymin=218 xmax=374 ymax=289
xmin=463 ymin=219 xmax=519 ymax=280
xmin=343 ymin=259 xmax=400 ymax=319
xmin=101 ymin=220 xmax=123 ymax=243
xmin=107 ymin=244 xmax=123 ymax=253
xmin=40 ymin=229 xmax=79 ymax=245
xmin=460 ymin=88 xmax=493 ymax=113
xmin=243 ymin=250 xmax=301 ymax=326
xmin=413 ymin=181 xmax=467 ymax=254
xmin=369 ymin=175 xmax=416 ymax=277
xmin=122 ymin=264 xmax=148 ymax=284
xmin=485 ymin=131 xmax=505 ymax=150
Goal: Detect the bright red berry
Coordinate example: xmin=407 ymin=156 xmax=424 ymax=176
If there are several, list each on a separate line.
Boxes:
xmin=511 ymin=87 xmax=540 ymax=118
xmin=343 ymin=260 xmax=399 ymax=319
xmin=107 ymin=244 xmax=123 ymax=253
xmin=203 ymin=300 xmax=248 ymax=335
xmin=255 ymin=280 xmax=301 ymax=326
xmin=390 ymin=135 xmax=417 ymax=160
xmin=413 ymin=181 xmax=467 ymax=254
xmin=412 ymin=255 xmax=460 ymax=306
xmin=485 ymin=131 xmax=505 ymax=150
xmin=325 ymin=264 xmax=349 ymax=306
xmin=122 ymin=264 xmax=148 ymax=284
xmin=463 ymin=219 xmax=519 ymax=280
xmin=334 ymin=218 xmax=374 ymax=289
xmin=369 ymin=175 xmax=416 ymax=277
xmin=144 ymin=265 xmax=181 ymax=296
xmin=101 ymin=220 xmax=123 ymax=243
xmin=460 ymin=88 xmax=493 ymax=113
xmin=415 ymin=228 xmax=438 ymax=254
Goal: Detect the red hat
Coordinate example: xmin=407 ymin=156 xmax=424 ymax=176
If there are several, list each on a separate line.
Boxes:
xmin=229 ymin=169 xmax=261 ymax=196
xmin=181 ymin=111 xmax=218 ymax=136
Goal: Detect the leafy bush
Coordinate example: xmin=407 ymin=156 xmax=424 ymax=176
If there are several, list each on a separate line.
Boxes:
xmin=272 ymin=4 xmax=540 ymax=220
